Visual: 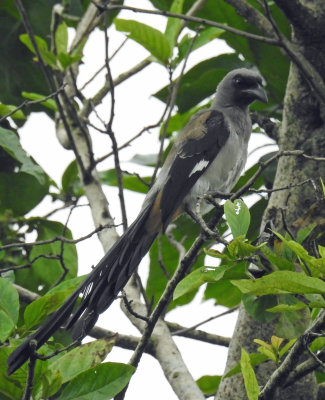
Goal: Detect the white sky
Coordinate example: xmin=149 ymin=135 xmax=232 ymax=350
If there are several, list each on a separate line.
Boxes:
xmin=17 ymin=1 xmax=276 ymax=398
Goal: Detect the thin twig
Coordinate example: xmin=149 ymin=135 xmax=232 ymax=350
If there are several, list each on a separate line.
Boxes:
xmin=171 ymin=307 xmax=238 ymax=335
xmin=0 ymin=223 xmax=115 ymax=251
xmin=22 ymin=340 xmax=37 ymax=400
xmin=102 ymin=4 xmax=279 ymax=45
xmin=0 ymin=84 xmax=66 ymax=124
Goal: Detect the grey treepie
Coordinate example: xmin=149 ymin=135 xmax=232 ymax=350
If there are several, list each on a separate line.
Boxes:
xmin=7 ymin=68 xmax=267 ymax=375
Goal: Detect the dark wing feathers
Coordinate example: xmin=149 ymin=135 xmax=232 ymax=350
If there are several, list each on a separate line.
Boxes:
xmin=160 ymin=109 xmax=229 ymax=229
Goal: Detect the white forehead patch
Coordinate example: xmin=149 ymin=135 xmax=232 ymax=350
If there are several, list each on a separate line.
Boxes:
xmin=189 ymin=159 xmax=209 ymax=177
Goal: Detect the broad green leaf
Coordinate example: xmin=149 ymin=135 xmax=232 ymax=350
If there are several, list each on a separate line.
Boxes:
xmin=99 ymin=169 xmax=150 ymax=194
xmin=204 ymin=261 xmax=247 ymax=307
xmin=55 ymin=22 xmax=68 ymax=54
xmin=15 ymin=220 xmax=77 ymax=292
xmin=147 ymin=214 xmax=206 ymax=309
xmin=278 ymin=338 xmax=296 ymax=358
xmin=240 ymin=348 xmax=260 ymax=400
xmin=0 ymin=310 xmax=15 ymax=343
xmin=22 ymin=91 xmax=58 ymax=111
xmin=49 ymin=339 xmax=115 ymax=384
xmin=165 ymin=0 xmax=184 ymax=47
xmin=37 ymin=369 xmax=63 ymax=400
xmin=59 ymin=362 xmax=135 ymax=400
xmin=24 ymin=275 xmax=86 ymax=329
xmin=176 ymin=27 xmax=224 ymax=64
xmin=232 ymin=271 xmax=325 ymax=296
xmin=0 ymin=172 xmax=48 ymax=216
xmin=224 ymin=353 xmax=267 ymax=378
xmin=19 ymin=34 xmax=57 ymax=69
xmin=57 ymin=52 xmax=83 ymax=70
xmin=296 ymin=223 xmax=317 ymax=244
xmin=260 ymin=245 xmax=295 ymax=271
xmin=196 ymin=375 xmax=221 ymax=396
xmin=242 ymin=294 xmax=278 ymax=323
xmin=275 ymin=307 xmax=310 ymax=339
xmin=0 ymin=278 xmax=19 ymax=324
xmin=227 ymin=237 xmax=259 ymax=259
xmin=0 ymin=127 xmax=47 ymax=185
xmin=61 ymin=160 xmax=84 ymax=197
xmin=173 ymin=265 xmax=229 ymax=300
xmin=274 ymin=231 xmax=325 ymax=276
xmin=0 ymin=279 xmax=19 ymax=341
xmin=224 ymin=199 xmax=250 ymax=238
xmin=0 ymin=346 xmax=24 ymax=399
xmin=24 ymin=290 xmax=73 ymax=329
xmin=0 ymin=104 xmax=25 ymax=120
xmin=115 ymin=19 xmax=171 ymax=63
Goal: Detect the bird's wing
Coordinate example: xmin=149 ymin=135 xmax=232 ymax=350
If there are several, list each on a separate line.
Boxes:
xmin=148 ymin=109 xmax=230 ymax=231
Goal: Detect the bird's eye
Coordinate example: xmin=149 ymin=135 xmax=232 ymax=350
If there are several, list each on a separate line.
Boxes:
xmin=234 ymin=77 xmax=243 ymax=87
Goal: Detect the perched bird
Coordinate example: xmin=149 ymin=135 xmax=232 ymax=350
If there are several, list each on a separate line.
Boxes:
xmin=7 ymin=68 xmax=267 ymax=375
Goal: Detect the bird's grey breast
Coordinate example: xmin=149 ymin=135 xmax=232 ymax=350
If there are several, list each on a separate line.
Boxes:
xmin=185 ymin=112 xmax=251 ymax=213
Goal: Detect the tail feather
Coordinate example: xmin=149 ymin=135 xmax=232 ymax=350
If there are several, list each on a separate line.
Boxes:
xmin=7 ymin=203 xmax=158 ymax=375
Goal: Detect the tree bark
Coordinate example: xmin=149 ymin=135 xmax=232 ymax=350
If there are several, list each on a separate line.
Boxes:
xmin=216 ymin=1 xmax=325 ymax=398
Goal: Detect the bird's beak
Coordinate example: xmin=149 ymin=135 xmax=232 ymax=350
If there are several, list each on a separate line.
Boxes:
xmin=244 ymin=84 xmax=268 ymax=104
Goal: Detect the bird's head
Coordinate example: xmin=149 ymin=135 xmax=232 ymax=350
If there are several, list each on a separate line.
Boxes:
xmin=214 ymin=68 xmax=268 ymax=109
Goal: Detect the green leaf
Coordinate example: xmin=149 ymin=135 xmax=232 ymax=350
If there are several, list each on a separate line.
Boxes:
xmin=55 ymin=22 xmax=68 ymax=54
xmin=274 ymin=231 xmax=325 ymax=276
xmin=0 ymin=279 xmax=19 ymax=342
xmin=15 ymin=220 xmax=77 ymax=292
xmin=22 ymin=91 xmax=58 ymax=111
xmin=196 ymin=375 xmax=221 ymax=396
xmin=24 ymin=290 xmax=71 ymax=330
xmin=99 ymin=169 xmax=150 ymax=194
xmin=232 ymin=271 xmax=325 ymax=296
xmin=49 ymin=339 xmax=115 ymax=384
xmin=0 ymin=278 xmax=19 ymax=325
xmin=61 ymin=160 xmax=84 ymax=197
xmin=0 ymin=172 xmax=48 ymax=216
xmin=154 ymin=53 xmax=249 ymax=112
xmin=240 ymin=348 xmax=260 ymax=400
xmin=19 ymin=34 xmax=57 ymax=69
xmin=0 ymin=346 xmax=25 ymax=399
xmin=275 ymin=307 xmax=310 ymax=339
xmin=147 ymin=214 xmax=206 ymax=309
xmin=57 ymin=52 xmax=83 ymax=70
xmin=173 ymin=265 xmax=230 ymax=300
xmin=0 ymin=104 xmax=25 ymax=120
xmin=224 ymin=353 xmax=267 ymax=378
xmin=243 ymin=294 xmax=278 ymax=323
xmin=267 ymin=302 xmax=307 ymax=313
xmin=0 ymin=127 xmax=47 ymax=185
xmin=224 ymin=199 xmax=250 ymax=238
xmin=24 ymin=276 xmax=85 ymax=329
xmin=115 ymin=19 xmax=171 ymax=63
xmin=38 ymin=369 xmax=63 ymax=399
xmin=59 ymin=362 xmax=135 ymax=400
xmin=176 ymin=27 xmax=224 ymax=64
xmin=165 ymin=0 xmax=184 ymax=47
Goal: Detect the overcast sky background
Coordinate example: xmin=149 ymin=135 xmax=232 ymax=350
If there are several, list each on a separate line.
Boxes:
xmin=17 ymin=1 xmax=276 ymax=398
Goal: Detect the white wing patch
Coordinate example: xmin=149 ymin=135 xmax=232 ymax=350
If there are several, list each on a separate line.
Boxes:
xmin=189 ymin=159 xmax=209 ymax=177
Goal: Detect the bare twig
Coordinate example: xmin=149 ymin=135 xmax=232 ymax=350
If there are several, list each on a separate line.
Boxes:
xmin=0 ymin=223 xmax=115 ymax=251
xmin=102 ymin=4 xmax=279 ymax=45
xmin=22 ymin=340 xmax=37 ymax=400
xmin=171 ymin=307 xmax=238 ymax=336
xmin=0 ymin=84 xmax=66 ymax=124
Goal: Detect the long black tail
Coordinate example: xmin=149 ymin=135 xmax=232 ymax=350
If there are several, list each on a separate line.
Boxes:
xmin=7 ymin=204 xmax=158 ymax=375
